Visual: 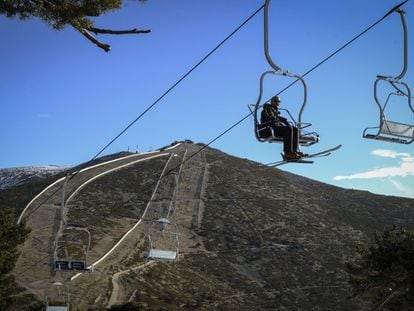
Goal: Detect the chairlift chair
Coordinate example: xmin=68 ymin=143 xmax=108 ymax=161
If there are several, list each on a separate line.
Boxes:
xmin=147 ymin=218 xmax=179 ymax=261
xmin=251 ymin=71 xmax=320 ymax=147
xmin=363 ymin=7 xmax=414 ymax=144
xmin=44 ymin=281 xmax=69 ymax=311
xmin=54 ymin=225 xmax=93 ymax=272
xmin=363 ymin=88 xmax=414 ymax=144
xmin=251 ymin=0 xmax=320 ymax=147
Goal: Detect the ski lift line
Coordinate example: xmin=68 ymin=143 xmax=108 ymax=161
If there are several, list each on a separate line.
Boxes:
xmin=17 ymin=177 xmax=64 ymax=224
xmin=17 ymin=150 xmax=157 ymax=224
xmin=14 ymin=245 xmax=66 ymax=278
xmin=51 ymin=175 xmax=71 ymax=266
xmin=65 ymin=149 xmax=162 ymax=182
xmin=166 ymin=149 xmax=188 ymax=219
xmin=74 ymin=152 xmax=182 ymax=273
xmin=18 ymin=0 xmax=409 ymax=280
xmin=19 ymin=146 xmax=173 ymax=226
xmin=60 ymin=174 xmax=69 ymax=225
xmin=115 ymin=146 xmax=191 ymax=210
xmin=145 ymin=152 xmax=177 ymax=217
xmin=70 ymin=152 xmax=175 ymax=281
xmin=383 ymin=0 xmax=410 ymax=19
xmin=268 ymin=0 xmax=411 ymax=103
xmin=19 ymin=1 xmax=405 ymax=225
xmin=18 ymin=0 xmax=410 ymax=279
xmin=199 ymin=0 xmax=411 ymax=158
xmin=88 ymin=5 xmax=265 ymax=163
xmin=64 ymin=153 xmax=170 ymax=210
xmin=18 ymin=0 xmax=410 ymax=225
xmin=154 ymin=115 xmax=252 ymax=181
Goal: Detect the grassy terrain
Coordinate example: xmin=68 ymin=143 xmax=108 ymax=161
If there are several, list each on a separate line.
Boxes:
xmin=66 ymin=157 xmax=168 ymax=256
xmin=121 ymin=146 xmax=413 ymax=310
xmin=8 ymin=143 xmax=414 ymax=310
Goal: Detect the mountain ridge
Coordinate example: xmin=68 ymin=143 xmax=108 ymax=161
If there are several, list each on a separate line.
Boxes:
xmin=6 ymin=142 xmax=414 ymax=310
xmin=0 ymin=165 xmax=68 ymax=190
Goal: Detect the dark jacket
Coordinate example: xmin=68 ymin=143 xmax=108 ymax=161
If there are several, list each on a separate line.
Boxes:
xmin=261 ymin=104 xmax=289 ymax=128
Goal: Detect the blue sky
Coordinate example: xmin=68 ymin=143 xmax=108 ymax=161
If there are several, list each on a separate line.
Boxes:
xmin=1 ymin=0 xmax=413 ymax=198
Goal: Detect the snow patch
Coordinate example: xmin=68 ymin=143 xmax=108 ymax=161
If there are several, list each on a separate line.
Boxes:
xmin=0 ymin=166 xmax=69 ymax=190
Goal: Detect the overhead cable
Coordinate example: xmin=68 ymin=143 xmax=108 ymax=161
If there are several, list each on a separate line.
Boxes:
xmin=89 ymin=4 xmax=266 ymax=162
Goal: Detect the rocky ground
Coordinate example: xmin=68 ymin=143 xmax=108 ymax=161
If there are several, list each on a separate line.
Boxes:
xmin=8 ymin=142 xmax=414 ymax=310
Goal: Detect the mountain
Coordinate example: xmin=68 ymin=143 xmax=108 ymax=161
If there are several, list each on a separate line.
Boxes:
xmin=0 ymin=166 xmax=68 ymax=190
xmin=7 ymin=142 xmax=414 ymax=310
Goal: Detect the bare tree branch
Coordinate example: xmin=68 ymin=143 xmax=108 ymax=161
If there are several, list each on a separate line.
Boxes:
xmin=75 ymin=27 xmax=111 ymax=52
xmin=74 ymin=26 xmax=151 ymax=52
xmin=88 ymin=27 xmax=151 ymax=35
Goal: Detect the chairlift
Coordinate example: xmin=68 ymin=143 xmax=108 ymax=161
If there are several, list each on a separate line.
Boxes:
xmin=44 ymin=281 xmax=69 ymax=311
xmin=250 ymin=71 xmax=319 ymax=147
xmin=147 ymin=218 xmax=179 ymax=261
xmin=251 ymin=0 xmax=319 ymax=147
xmin=363 ymin=6 xmax=414 ymax=144
xmin=53 ymin=175 xmax=93 ymax=272
xmin=54 ymin=225 xmax=93 ymax=272
xmin=363 ymin=90 xmax=414 ymax=144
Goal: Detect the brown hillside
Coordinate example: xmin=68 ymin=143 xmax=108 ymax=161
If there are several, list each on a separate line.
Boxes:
xmin=9 ymin=142 xmax=414 ymax=310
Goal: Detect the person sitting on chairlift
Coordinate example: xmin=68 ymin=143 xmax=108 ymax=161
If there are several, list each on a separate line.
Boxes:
xmin=261 ymin=96 xmax=307 ymax=160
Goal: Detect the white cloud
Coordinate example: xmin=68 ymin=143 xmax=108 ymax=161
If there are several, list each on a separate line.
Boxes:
xmin=333 ymin=149 xmax=414 ymax=181
xmin=371 ymin=149 xmax=410 ymax=159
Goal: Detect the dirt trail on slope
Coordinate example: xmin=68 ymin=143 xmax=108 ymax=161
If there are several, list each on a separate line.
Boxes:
xmin=104 ymin=145 xmax=210 ymax=307
xmin=13 ymin=152 xmax=167 ymax=300
xmin=14 ymin=143 xmax=212 ymax=308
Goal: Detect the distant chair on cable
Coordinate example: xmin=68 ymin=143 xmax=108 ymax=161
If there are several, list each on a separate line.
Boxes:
xmin=44 ymin=281 xmax=69 ymax=311
xmin=146 ymin=218 xmax=179 ymax=261
xmin=54 ymin=224 xmax=93 ymax=272
xmin=54 ymin=174 xmax=93 ymax=272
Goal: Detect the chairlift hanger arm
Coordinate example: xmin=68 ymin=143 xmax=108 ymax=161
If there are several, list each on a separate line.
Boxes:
xmin=262 ymin=0 xmax=309 ymax=130
xmin=396 ymin=8 xmax=408 ymax=80
xmin=377 ymin=7 xmax=409 ymax=81
xmin=382 ymin=0 xmax=409 ymax=19
xmin=264 ymin=0 xmax=281 ymax=72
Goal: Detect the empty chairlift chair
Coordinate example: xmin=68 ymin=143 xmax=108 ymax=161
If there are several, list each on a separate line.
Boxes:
xmin=363 ymin=89 xmax=414 ymax=144
xmin=44 ymin=281 xmax=69 ymax=311
xmin=54 ymin=225 xmax=93 ymax=272
xmin=147 ymin=218 xmax=179 ymax=261
xmin=363 ymin=5 xmax=414 ymax=144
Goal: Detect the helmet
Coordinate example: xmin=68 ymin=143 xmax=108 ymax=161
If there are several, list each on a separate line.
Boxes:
xmin=271 ymin=96 xmax=281 ymax=103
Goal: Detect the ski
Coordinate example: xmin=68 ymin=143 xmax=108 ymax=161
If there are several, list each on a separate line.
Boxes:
xmin=268 ymin=144 xmax=342 ymax=167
